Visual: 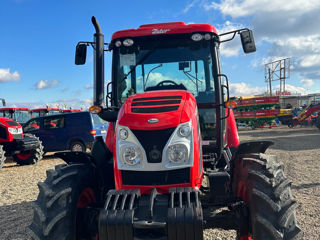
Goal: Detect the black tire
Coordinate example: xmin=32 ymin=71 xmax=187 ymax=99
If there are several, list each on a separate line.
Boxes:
xmin=27 ymin=163 xmax=98 ymax=240
xmin=13 ymin=135 xmax=44 ymax=165
xmin=70 ymin=141 xmax=86 ymax=152
xmin=233 ymin=153 xmax=302 ymax=240
xmin=315 ymin=116 xmax=320 ymax=130
xmin=0 ymin=145 xmax=5 ymax=170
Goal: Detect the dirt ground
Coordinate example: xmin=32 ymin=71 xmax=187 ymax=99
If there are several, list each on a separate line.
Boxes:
xmin=0 ymin=125 xmax=319 ymax=240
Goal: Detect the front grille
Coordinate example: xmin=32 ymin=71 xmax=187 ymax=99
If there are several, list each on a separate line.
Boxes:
xmin=12 ymin=134 xmax=23 ymax=140
xmin=132 ymin=128 xmax=175 ymax=163
xmin=132 ymin=96 xmax=182 ymax=102
xmin=132 ymin=106 xmax=179 ymax=113
xmin=131 ymin=96 xmax=182 ymax=114
xmin=121 ymin=168 xmax=190 ymax=186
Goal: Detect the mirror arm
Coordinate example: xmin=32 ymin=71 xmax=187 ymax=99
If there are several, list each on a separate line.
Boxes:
xmin=219 ymin=28 xmax=249 ymax=43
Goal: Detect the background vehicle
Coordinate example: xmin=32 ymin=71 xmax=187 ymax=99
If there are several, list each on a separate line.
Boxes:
xmin=233 ymin=96 xmax=280 ymax=129
xmin=0 ymin=107 xmax=32 ymax=125
xmin=0 ymin=117 xmax=43 ymax=170
xmin=28 ymin=18 xmax=301 ymax=240
xmin=30 ymin=107 xmax=61 ymax=117
xmin=23 ymin=111 xmax=108 ymax=153
xmin=288 ymin=103 xmax=320 ymax=129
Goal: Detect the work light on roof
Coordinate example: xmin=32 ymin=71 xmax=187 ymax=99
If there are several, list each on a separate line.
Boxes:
xmin=123 ymin=39 xmax=134 ymax=46
xmin=191 ymin=33 xmax=203 ymax=41
xmin=204 ymin=33 xmax=211 ymax=40
xmin=115 ymin=40 xmax=122 ymax=47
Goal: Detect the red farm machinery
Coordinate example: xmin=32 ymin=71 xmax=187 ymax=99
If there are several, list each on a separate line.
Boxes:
xmin=0 ymin=116 xmax=43 ymax=170
xmin=28 ymin=17 xmax=301 ymax=240
xmin=233 ymin=96 xmax=280 ymax=129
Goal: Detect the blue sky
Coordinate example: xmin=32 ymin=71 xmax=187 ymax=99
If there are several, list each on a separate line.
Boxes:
xmin=1 ymin=0 xmax=320 ymax=109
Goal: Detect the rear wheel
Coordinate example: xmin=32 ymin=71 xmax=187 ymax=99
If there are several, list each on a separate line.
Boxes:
xmin=0 ymin=145 xmax=5 ymax=170
xmin=70 ymin=141 xmax=86 ymax=152
xmin=233 ymin=153 xmax=302 ymax=240
xmin=27 ymin=163 xmax=99 ymax=240
xmin=13 ymin=135 xmax=43 ymax=165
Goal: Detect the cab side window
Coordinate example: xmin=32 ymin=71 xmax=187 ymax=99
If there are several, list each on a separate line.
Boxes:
xmin=44 ymin=116 xmax=65 ymax=129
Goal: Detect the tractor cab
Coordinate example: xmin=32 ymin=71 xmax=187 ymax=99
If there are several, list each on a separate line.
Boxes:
xmin=0 ymin=107 xmax=31 ymax=125
xmin=30 ymin=108 xmax=61 ymax=117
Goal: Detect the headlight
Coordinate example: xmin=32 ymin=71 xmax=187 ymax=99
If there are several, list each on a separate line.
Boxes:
xmin=8 ymin=127 xmax=22 ymax=134
xmin=120 ymin=145 xmax=143 ymax=166
xmin=167 ymin=144 xmax=188 ymax=164
xmin=178 ymin=123 xmax=191 ymax=137
xmin=119 ymin=128 xmax=129 ymax=140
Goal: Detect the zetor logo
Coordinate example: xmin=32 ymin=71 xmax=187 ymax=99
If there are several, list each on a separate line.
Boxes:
xmin=152 ymin=28 xmax=171 ymax=34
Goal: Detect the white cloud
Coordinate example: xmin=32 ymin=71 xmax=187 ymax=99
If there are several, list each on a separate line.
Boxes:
xmin=206 ymin=0 xmax=320 ymax=18
xmin=183 ymin=0 xmax=200 ymax=13
xmin=5 ymin=98 xmax=92 ymax=110
xmin=85 ymin=84 xmax=93 ymax=89
xmin=301 ymin=79 xmax=314 ymax=87
xmin=0 ymin=68 xmax=21 ymax=83
xmin=204 ymin=0 xmax=320 ymax=83
xmin=35 ymin=79 xmax=59 ymax=90
xmin=229 ymin=82 xmax=265 ymax=96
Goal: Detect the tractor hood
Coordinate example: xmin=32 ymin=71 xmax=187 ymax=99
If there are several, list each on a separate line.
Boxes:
xmin=117 ymin=90 xmax=196 ymax=130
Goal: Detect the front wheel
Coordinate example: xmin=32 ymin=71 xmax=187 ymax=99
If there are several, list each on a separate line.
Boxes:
xmin=233 ymin=153 xmax=302 ymax=240
xmin=27 ymin=163 xmax=99 ymax=240
xmin=13 ymin=135 xmax=43 ymax=165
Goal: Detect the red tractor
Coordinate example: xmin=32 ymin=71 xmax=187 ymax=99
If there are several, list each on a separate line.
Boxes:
xmin=0 ymin=107 xmax=32 ymax=125
xmin=28 ymin=17 xmax=301 ymax=240
xmin=0 ymin=117 xmax=43 ymax=170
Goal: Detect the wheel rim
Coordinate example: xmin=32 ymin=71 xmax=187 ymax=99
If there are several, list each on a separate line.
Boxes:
xmin=72 ymin=143 xmax=84 ymax=152
xmin=16 ymin=151 xmax=31 ymax=160
xmin=77 ymin=188 xmax=96 ymax=208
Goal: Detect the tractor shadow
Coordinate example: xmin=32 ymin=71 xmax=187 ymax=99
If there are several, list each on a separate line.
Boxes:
xmin=0 ymin=201 xmax=33 ymax=240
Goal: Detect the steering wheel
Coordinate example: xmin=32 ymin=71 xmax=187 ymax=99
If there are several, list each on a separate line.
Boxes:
xmin=156 ymin=80 xmax=178 ymax=87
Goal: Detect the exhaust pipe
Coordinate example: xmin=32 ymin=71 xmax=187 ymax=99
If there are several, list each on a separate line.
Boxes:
xmin=92 ymin=16 xmax=105 ymax=107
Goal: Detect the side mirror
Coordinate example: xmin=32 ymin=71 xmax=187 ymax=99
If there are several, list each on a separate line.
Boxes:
xmin=98 ymin=109 xmax=118 ymax=122
xmin=240 ymin=30 xmax=256 ymax=53
xmin=75 ymin=44 xmax=87 ymax=65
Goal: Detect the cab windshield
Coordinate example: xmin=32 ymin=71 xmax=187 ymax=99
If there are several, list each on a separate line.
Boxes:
xmin=113 ymin=36 xmax=216 ymax=106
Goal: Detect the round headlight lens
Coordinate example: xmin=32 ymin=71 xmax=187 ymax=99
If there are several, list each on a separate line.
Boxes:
xmin=191 ymin=33 xmax=203 ymax=41
xmin=119 ymin=128 xmax=129 ymax=140
xmin=204 ymin=33 xmax=211 ymax=40
xmin=123 ymin=39 xmax=134 ymax=46
xmin=115 ymin=40 xmax=122 ymax=47
xmin=179 ymin=124 xmax=191 ymax=137
xmin=122 ymin=146 xmax=142 ymax=165
xmin=167 ymin=144 xmax=188 ymax=163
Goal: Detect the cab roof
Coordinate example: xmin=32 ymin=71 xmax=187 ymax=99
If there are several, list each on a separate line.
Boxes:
xmin=31 ymin=108 xmax=61 ymax=112
xmin=111 ymin=22 xmax=218 ymax=40
xmin=0 ymin=107 xmax=30 ymax=111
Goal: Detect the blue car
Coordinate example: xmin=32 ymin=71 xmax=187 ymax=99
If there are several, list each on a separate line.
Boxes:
xmin=23 ymin=111 xmax=108 ymax=153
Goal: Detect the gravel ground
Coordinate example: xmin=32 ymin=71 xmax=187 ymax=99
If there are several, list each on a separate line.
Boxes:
xmin=0 ymin=125 xmax=319 ymax=239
